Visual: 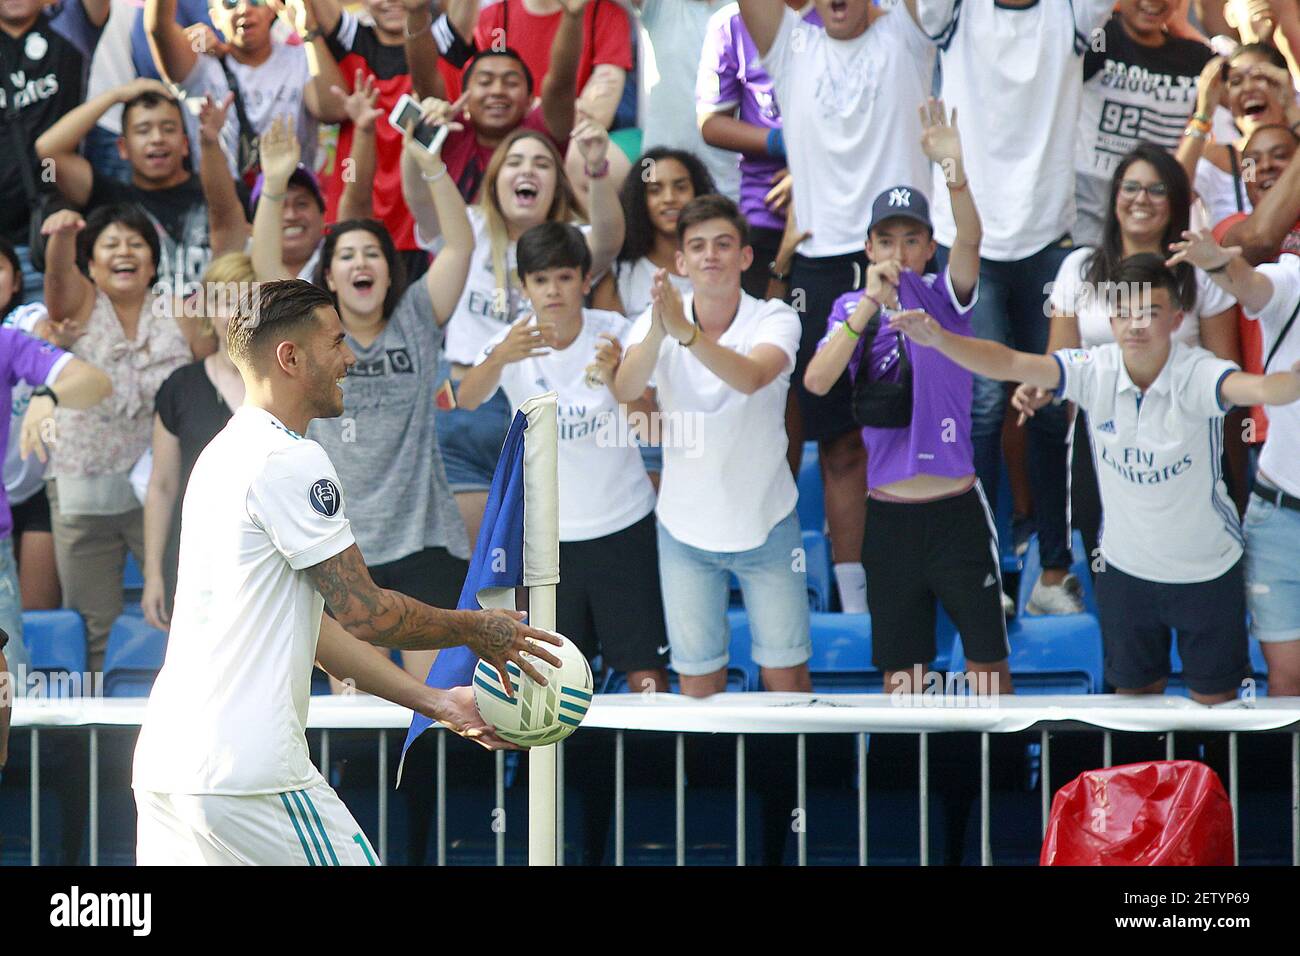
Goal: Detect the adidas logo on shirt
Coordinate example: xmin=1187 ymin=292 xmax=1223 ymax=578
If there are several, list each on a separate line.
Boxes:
xmin=1097 ymin=419 xmax=1117 ymax=434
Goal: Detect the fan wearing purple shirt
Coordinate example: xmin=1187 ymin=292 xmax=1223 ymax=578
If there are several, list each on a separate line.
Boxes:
xmin=0 ymin=323 xmax=112 ymax=685
xmin=805 ymin=99 xmax=1011 ymax=696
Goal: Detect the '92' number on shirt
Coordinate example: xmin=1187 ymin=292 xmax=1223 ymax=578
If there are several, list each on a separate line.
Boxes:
xmin=1100 ymin=102 xmax=1142 ymax=138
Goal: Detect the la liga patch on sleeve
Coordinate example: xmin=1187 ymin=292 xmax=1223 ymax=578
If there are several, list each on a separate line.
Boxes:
xmin=309 ymin=479 xmax=342 ymax=517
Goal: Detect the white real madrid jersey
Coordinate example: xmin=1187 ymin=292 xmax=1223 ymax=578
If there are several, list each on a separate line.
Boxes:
xmin=133 ymin=406 xmax=355 ymax=795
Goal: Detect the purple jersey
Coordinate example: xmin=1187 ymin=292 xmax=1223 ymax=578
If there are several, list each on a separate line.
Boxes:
xmin=697 ymin=5 xmax=822 ymax=232
xmin=1 ymin=328 xmax=69 ymax=540
xmin=818 ymin=269 xmax=976 ymax=491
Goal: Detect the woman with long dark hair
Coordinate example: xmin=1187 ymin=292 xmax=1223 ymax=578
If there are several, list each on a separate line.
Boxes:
xmin=591 ymin=146 xmax=716 ymax=317
xmin=1016 ymin=143 xmax=1241 ymax=606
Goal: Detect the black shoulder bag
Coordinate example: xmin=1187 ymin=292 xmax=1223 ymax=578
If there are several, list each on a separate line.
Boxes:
xmin=217 ymin=56 xmax=261 ymax=183
xmin=850 ymin=310 xmax=913 ymax=429
xmin=1263 ymin=296 xmax=1300 ymax=373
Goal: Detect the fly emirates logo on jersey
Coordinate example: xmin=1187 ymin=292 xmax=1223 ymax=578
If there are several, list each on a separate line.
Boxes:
xmin=0 ymin=69 xmax=60 ymax=112
xmin=1098 ymin=443 xmax=1193 ymax=485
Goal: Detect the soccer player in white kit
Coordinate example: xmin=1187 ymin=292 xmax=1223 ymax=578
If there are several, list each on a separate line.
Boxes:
xmin=132 ymin=280 xmax=562 ymax=866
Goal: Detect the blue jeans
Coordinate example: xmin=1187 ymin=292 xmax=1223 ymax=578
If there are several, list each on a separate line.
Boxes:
xmin=0 ymin=538 xmax=27 ymax=686
xmin=935 ymin=238 xmax=1074 ymax=570
xmin=1244 ymin=493 xmax=1300 ymax=644
xmin=84 ymin=124 xmax=134 ymax=185
xmin=13 ymin=244 xmax=43 ymax=306
xmin=656 ymin=510 xmax=811 ymax=676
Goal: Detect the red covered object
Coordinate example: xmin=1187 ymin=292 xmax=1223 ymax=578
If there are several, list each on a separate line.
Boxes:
xmin=1041 ymin=761 xmax=1234 ymax=866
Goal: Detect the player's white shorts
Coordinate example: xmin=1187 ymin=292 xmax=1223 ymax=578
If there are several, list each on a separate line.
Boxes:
xmin=135 ymin=782 xmax=381 ymax=866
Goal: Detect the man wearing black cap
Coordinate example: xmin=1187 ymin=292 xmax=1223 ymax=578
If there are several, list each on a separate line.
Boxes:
xmin=805 ymin=100 xmax=1011 ymax=693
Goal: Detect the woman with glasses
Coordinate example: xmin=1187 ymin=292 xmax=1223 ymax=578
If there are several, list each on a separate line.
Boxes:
xmin=1013 ymin=144 xmax=1241 ymax=595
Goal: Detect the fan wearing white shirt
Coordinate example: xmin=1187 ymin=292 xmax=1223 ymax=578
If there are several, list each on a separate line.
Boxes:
xmin=459 ymin=222 xmax=671 ymax=695
xmin=131 ymin=279 xmax=562 ymax=865
xmin=893 ymin=254 xmax=1300 ymax=704
xmin=614 ymin=194 xmax=811 ymax=697
xmin=1169 ymin=226 xmax=1300 ymax=696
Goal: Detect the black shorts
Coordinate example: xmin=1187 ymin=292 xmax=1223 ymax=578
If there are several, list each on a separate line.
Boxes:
xmin=556 ymin=512 xmax=669 ymax=674
xmin=862 ymin=485 xmax=1009 ymax=671
xmin=789 ymin=250 xmax=868 ymax=443
xmin=368 ymin=547 xmax=469 ymax=608
xmin=741 ymin=224 xmax=784 ymax=299
xmin=1095 ymin=559 xmax=1249 ymax=696
xmin=10 ymin=487 xmax=52 ymax=537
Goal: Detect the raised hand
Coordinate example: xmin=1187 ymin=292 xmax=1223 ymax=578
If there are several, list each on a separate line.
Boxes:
xmin=572 ymin=116 xmax=610 ymax=171
xmin=331 ymin=70 xmax=385 ymax=132
xmin=651 ymin=269 xmax=693 ymax=343
xmin=1195 ymin=56 xmax=1225 ymax=116
xmin=417 ymin=91 xmax=469 ymax=131
xmin=585 ymin=332 xmax=622 ymax=388
xmin=40 ymin=208 xmax=85 ymax=238
xmin=888 ymin=308 xmax=943 ymax=348
xmin=271 ymin=0 xmax=315 ymax=38
xmin=491 ymin=317 xmax=550 ymax=364
xmin=1166 ymin=228 xmax=1241 ymax=272
xmin=258 ymin=115 xmax=301 ymax=188
xmin=198 ymin=92 xmax=235 ymax=146
xmin=119 ymin=77 xmax=174 ymax=104
xmin=919 ymin=97 xmax=965 ymax=184
xmin=864 ymin=259 xmax=902 ymax=309
xmin=464 ymin=609 xmax=565 ymax=694
xmin=185 ymin=22 xmax=229 ymax=58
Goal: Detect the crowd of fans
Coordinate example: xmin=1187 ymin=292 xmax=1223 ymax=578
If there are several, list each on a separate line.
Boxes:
xmin=4 ymin=0 xmax=1300 ymax=773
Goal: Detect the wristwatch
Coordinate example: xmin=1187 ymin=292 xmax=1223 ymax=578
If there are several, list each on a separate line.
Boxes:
xmin=302 ymin=26 xmax=323 ymax=42
xmin=768 ymin=262 xmax=789 ymax=282
xmin=32 ymin=385 xmax=59 ymax=406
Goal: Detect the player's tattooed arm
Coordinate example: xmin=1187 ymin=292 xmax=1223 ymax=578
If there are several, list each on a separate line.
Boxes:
xmin=305 ymin=545 xmax=564 ymax=689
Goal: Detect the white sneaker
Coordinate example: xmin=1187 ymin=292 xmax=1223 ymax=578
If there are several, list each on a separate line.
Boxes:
xmin=1026 ymin=574 xmax=1085 ymax=616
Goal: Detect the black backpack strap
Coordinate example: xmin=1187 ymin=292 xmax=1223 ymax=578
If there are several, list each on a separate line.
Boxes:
xmin=1229 ymin=145 xmax=1245 ymax=214
xmin=217 ymin=56 xmax=260 ymax=179
xmin=1263 ymin=296 xmax=1300 ymax=373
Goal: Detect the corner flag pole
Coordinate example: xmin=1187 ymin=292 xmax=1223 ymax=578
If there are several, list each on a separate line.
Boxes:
xmin=520 ymin=393 xmax=560 ymax=866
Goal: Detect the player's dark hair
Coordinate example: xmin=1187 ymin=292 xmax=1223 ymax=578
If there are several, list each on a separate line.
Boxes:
xmin=121 ymin=90 xmax=185 ymax=130
xmin=675 ymin=194 xmax=749 ymax=249
xmin=1085 ymin=143 xmax=1196 ymax=312
xmin=1226 ymin=41 xmax=1289 ymax=75
xmin=516 ymin=222 xmax=592 ymax=280
xmin=463 ymin=48 xmax=535 ymax=95
xmin=227 ymin=278 xmax=336 ymax=369
xmin=0 ymin=235 xmax=22 ymax=307
xmin=77 ymin=204 xmax=162 ymax=288
xmin=316 ymin=219 xmax=406 ymax=319
xmin=618 ymin=147 xmax=716 ymax=264
xmin=1108 ymin=253 xmax=1183 ymax=315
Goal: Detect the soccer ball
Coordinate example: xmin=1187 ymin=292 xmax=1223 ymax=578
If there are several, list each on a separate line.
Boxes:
xmin=472 ymin=632 xmax=594 ymax=747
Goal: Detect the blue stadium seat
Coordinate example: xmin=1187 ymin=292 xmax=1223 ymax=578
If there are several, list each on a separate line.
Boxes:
xmin=795 ymin=441 xmax=824 ymax=532
xmin=1017 ymin=530 xmax=1098 ymax=616
xmin=950 ymin=612 xmax=1103 ymax=695
xmin=103 ymin=614 xmax=168 ymax=697
xmin=20 ymin=610 xmax=86 ymax=698
xmin=123 ymin=552 xmax=144 ymax=592
xmin=807 ymin=612 xmax=876 ymax=692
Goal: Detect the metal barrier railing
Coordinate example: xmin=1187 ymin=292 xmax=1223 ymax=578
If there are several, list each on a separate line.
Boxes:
xmin=9 ymin=694 xmax=1300 ymax=865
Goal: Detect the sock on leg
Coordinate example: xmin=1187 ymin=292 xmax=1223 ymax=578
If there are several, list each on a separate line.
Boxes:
xmin=833 ymin=562 xmax=867 ymax=613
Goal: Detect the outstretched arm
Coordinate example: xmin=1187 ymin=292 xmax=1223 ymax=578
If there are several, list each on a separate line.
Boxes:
xmin=574 ymin=118 xmax=624 ymax=276
xmin=40 ymin=210 xmax=94 ymax=339
xmin=250 ymin=115 xmax=299 ymax=281
xmin=890 ymin=309 xmax=1063 ymax=390
xmin=334 ymin=71 xmax=385 ymax=221
xmin=304 ymin=544 xmax=563 ymax=690
xmin=1220 ymin=361 xmax=1300 ymax=408
xmin=540 ymin=0 xmax=584 ymax=142
xmin=1166 ymin=228 xmax=1274 ymax=315
xmin=315 ymin=614 xmax=516 ymax=750
xmin=144 ymin=0 xmax=199 ymax=84
xmin=197 ymin=93 xmax=251 ymax=255
xmin=919 ymin=98 xmax=980 ymax=305
xmin=737 ymin=0 xmax=784 ymax=56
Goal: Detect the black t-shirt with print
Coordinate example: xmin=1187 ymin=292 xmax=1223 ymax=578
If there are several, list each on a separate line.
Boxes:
xmin=0 ymin=17 xmax=88 ymax=245
xmin=88 ymin=172 xmax=212 ymax=286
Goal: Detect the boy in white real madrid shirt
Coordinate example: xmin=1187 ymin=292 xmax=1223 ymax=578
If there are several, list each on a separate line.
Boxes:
xmin=132 ymin=280 xmax=561 ymax=866
xmin=891 ymin=253 xmax=1300 ymax=704
xmin=459 ymin=223 xmax=671 ymax=694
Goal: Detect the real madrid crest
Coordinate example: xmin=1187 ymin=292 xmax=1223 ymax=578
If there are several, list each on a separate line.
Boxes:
xmin=24 ymin=32 xmax=48 ymax=61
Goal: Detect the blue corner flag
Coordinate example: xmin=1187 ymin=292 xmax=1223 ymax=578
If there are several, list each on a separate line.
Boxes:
xmin=401 ymin=409 xmax=530 ymax=761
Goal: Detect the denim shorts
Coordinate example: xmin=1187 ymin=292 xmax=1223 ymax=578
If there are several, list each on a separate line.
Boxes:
xmin=1244 ymin=495 xmax=1300 ymax=644
xmin=436 ymin=390 xmax=513 ymax=493
xmin=656 ymin=509 xmax=811 ymax=676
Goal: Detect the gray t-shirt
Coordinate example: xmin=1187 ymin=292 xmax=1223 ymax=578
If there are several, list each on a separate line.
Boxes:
xmin=308 ymin=279 xmax=470 ymax=566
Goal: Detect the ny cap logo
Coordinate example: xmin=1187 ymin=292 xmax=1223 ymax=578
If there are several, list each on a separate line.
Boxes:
xmin=888 ymin=188 xmax=912 ymax=207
